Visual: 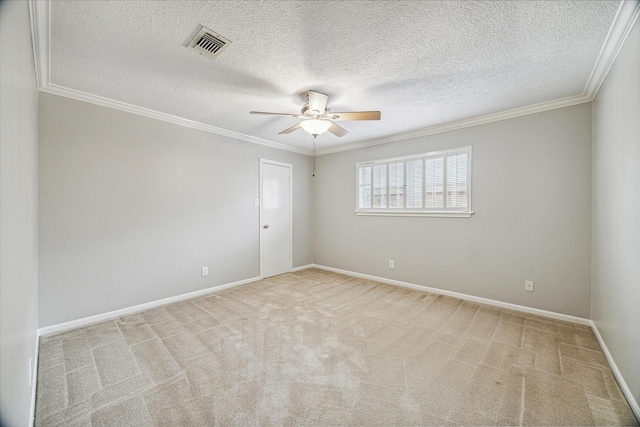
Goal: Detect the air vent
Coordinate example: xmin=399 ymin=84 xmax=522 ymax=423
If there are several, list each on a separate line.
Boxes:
xmin=186 ymin=25 xmax=231 ymax=60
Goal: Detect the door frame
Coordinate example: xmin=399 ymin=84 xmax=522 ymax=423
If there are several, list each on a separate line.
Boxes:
xmin=259 ymin=159 xmax=293 ymax=278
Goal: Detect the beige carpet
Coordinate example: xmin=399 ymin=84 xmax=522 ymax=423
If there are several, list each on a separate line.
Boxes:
xmin=35 ymin=268 xmax=638 ymax=426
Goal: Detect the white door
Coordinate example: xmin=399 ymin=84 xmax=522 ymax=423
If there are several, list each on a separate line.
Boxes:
xmin=260 ymin=160 xmax=292 ymax=278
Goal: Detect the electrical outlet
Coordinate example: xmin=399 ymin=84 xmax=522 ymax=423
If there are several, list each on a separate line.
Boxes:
xmin=202 ymin=266 xmax=209 ymax=277
xmin=254 ymin=198 xmax=259 ymax=206
xmin=389 ymin=260 xmax=395 ymax=269
xmin=525 ymin=280 xmax=534 ymax=292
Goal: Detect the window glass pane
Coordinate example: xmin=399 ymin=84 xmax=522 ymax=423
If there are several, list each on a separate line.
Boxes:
xmin=373 ymin=164 xmax=387 ymax=208
xmin=425 ymin=156 xmax=444 ymax=208
xmin=359 ymin=186 xmax=370 ymax=208
xmin=447 ymin=152 xmax=468 ymax=208
xmin=358 ymin=166 xmax=372 ymax=208
xmin=406 ymin=159 xmax=423 ymax=208
xmin=388 ymin=162 xmax=404 ymax=208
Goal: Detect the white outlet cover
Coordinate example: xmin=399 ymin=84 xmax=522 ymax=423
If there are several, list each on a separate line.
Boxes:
xmin=202 ymin=267 xmax=209 ymax=276
xmin=525 ymin=280 xmax=534 ymax=292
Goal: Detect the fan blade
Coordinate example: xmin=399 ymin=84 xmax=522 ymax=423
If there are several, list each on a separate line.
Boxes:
xmin=307 ymin=90 xmax=328 ymax=115
xmin=250 ymin=111 xmax=302 ymax=118
xmin=279 ymin=123 xmax=301 ymax=135
xmin=329 ymin=111 xmax=381 ymax=121
xmin=327 ymin=122 xmax=349 ymax=137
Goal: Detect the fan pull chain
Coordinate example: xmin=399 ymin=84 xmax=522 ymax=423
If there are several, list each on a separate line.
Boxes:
xmin=313 ymin=135 xmax=317 ymax=177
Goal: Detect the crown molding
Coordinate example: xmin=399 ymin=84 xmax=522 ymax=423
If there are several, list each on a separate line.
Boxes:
xmin=39 ymin=83 xmax=313 ymax=155
xmin=30 ymin=0 xmax=49 ymax=89
xmin=316 ymin=93 xmax=592 ymax=156
xmin=583 ymin=0 xmax=640 ymax=101
xmin=30 ymin=0 xmax=638 ymax=158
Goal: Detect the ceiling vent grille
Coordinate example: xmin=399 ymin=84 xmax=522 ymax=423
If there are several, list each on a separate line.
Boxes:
xmin=186 ymin=25 xmax=231 ymax=60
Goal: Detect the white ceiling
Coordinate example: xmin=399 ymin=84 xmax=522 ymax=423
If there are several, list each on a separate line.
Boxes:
xmin=36 ymin=1 xmax=628 ymax=154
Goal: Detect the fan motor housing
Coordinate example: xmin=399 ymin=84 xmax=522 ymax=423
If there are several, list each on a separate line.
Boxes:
xmin=301 ymin=104 xmax=329 ymax=118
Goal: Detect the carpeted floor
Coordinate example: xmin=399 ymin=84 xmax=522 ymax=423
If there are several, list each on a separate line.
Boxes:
xmin=35 ymin=268 xmax=638 ymax=426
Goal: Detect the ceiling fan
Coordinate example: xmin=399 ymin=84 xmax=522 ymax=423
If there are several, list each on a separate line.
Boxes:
xmin=250 ymin=90 xmax=381 ymax=137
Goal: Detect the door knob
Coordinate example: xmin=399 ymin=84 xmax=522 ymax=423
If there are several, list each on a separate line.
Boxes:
xmin=263 ymin=224 xmax=269 ymax=229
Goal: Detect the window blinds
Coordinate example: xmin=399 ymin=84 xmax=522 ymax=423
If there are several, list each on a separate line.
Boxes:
xmin=356 ymin=147 xmax=471 ymax=214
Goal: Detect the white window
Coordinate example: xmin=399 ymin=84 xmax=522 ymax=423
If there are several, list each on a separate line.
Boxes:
xmin=356 ymin=147 xmax=473 ymax=217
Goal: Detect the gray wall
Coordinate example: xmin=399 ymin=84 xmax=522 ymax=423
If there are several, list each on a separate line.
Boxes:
xmin=38 ymin=93 xmax=313 ymax=327
xmin=0 ymin=0 xmax=40 ymax=425
xmin=592 ymin=20 xmax=639 ymax=411
xmin=314 ymin=104 xmax=593 ymax=318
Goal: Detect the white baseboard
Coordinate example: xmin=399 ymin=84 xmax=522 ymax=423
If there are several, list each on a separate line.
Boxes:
xmin=291 ymin=264 xmax=314 ymax=272
xmin=311 ymin=264 xmax=591 ymax=325
xmin=37 ymin=276 xmax=260 ymax=336
xmin=590 ymin=321 xmax=640 ymax=421
xmin=29 ymin=331 xmax=39 ymax=427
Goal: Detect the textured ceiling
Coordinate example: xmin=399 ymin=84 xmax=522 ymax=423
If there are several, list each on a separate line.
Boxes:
xmin=47 ymin=0 xmax=621 ymax=152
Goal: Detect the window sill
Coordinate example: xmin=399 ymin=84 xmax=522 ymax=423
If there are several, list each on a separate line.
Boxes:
xmin=355 ymin=211 xmax=474 ymax=218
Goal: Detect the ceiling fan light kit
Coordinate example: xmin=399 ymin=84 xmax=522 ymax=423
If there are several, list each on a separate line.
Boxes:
xmin=299 ymin=119 xmax=331 ymax=136
xmin=250 ymin=90 xmax=381 ymax=139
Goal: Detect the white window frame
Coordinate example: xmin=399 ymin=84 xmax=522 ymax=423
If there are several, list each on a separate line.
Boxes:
xmin=355 ymin=146 xmax=473 ymax=218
